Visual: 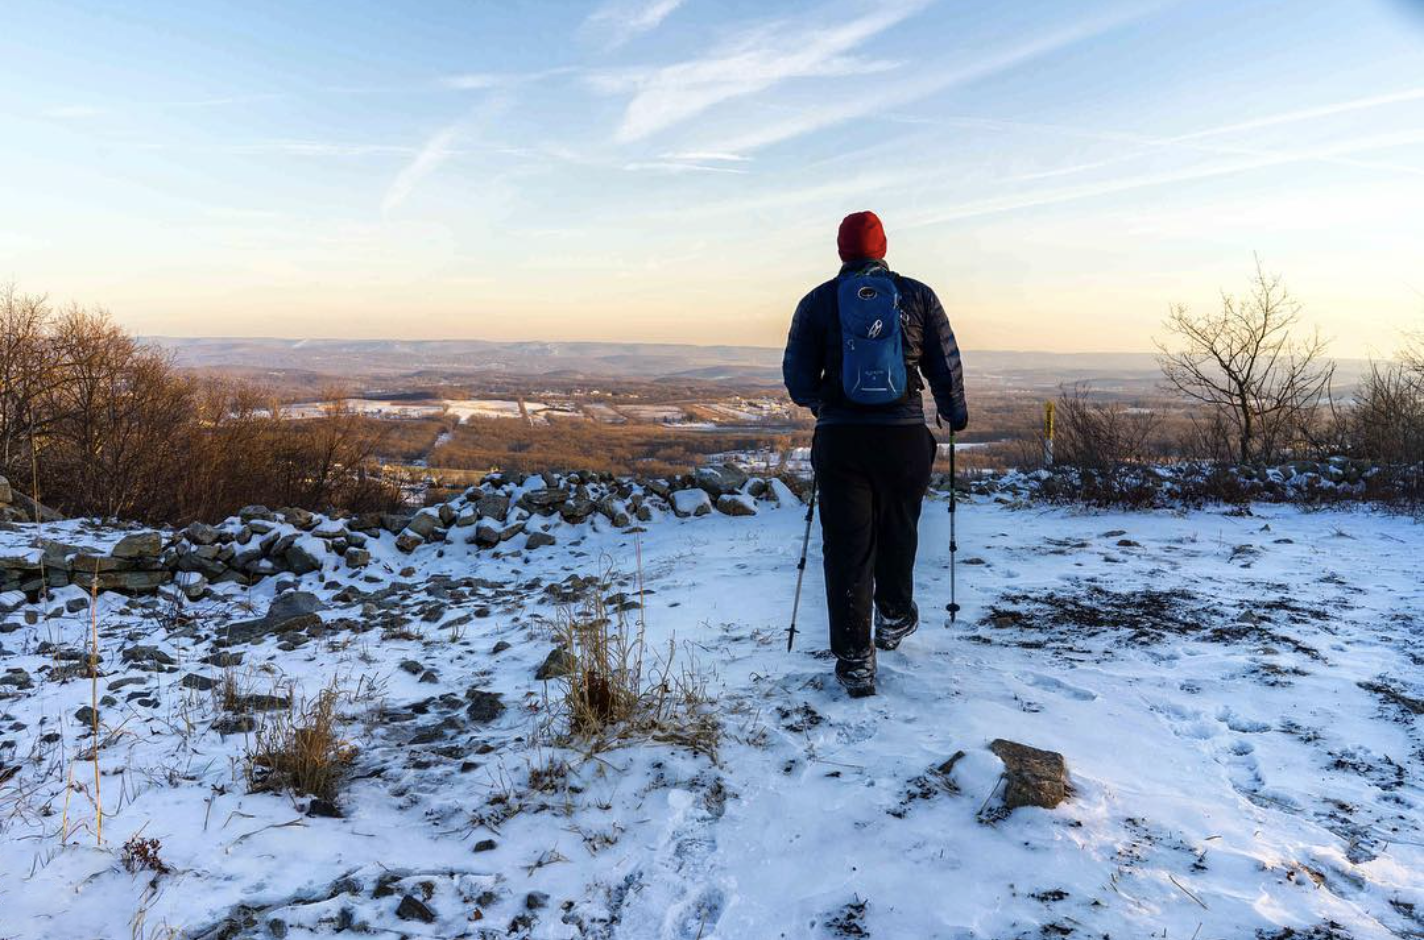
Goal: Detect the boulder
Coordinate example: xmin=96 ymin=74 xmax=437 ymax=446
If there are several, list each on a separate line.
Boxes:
xmin=268 ymin=591 xmax=324 ymax=626
xmin=715 ymin=493 xmax=757 ymax=517
xmin=238 ymin=505 xmax=275 ymax=523
xmin=525 ymin=531 xmax=557 ymax=550
xmin=560 ymin=497 xmax=598 ymax=524
xmin=278 ymin=507 xmax=316 ymax=530
xmin=283 ymin=539 xmax=323 ymax=575
xmin=988 ymin=739 xmax=1069 ymax=811
xmin=694 ymin=464 xmax=748 ymax=498
xmin=395 ymin=531 xmax=424 ymax=554
xmin=473 ymin=521 xmax=502 ymax=548
xmin=669 ymin=488 xmax=712 ymax=518
xmin=518 ymin=488 xmax=568 ymax=516
xmin=476 ymin=494 xmax=511 ymax=522
xmin=406 ymin=509 xmax=442 ymax=540
xmin=344 ymin=547 xmax=370 ymax=568
xmin=112 ymin=531 xmax=162 ymax=559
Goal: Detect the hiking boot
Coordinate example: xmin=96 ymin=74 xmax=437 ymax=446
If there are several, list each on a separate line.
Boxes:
xmin=874 ymin=602 xmax=919 ymax=651
xmin=835 ymin=655 xmax=876 ymax=698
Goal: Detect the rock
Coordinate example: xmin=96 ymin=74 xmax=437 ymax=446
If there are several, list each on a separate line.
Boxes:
xmin=525 ymin=891 xmax=549 ymax=911
xmin=560 ymin=497 xmax=598 ymax=524
xmin=518 ymin=488 xmax=568 ymax=516
xmin=380 ymin=513 xmax=412 ymax=534
xmin=0 ymin=591 xmax=26 ymax=613
xmin=399 ymin=659 xmax=424 ymax=676
xmin=112 ymin=531 xmax=162 ymax=559
xmin=278 ymin=507 xmax=316 ymax=530
xmin=268 ymin=591 xmax=324 ymax=625
xmin=75 ymin=705 xmax=98 ymax=726
xmin=491 ymin=641 xmax=511 ymax=654
xmin=184 ymin=522 xmax=219 ymax=545
xmin=476 ymin=494 xmax=510 ymax=522
xmin=472 ymin=838 xmax=497 ymax=853
xmin=344 ymin=547 xmax=370 ymax=568
xmin=180 ymin=673 xmax=215 ymax=691
xmin=473 ymin=521 xmax=502 ymax=548
xmin=988 ymin=739 xmax=1069 ymax=811
xmin=406 ymin=509 xmax=442 ymax=539
xmin=122 ymin=645 xmax=175 ymax=666
xmin=0 ymin=476 xmax=10 ymax=504
xmin=395 ymin=895 xmax=436 ymax=923
xmin=669 ymin=488 xmax=712 ymax=518
xmin=465 ymin=689 xmax=504 ymax=723
xmin=284 ymin=540 xmax=323 ymax=575
xmin=238 ymin=505 xmax=274 ymax=523
xmin=525 ymin=531 xmax=557 ymax=551
xmin=715 ymin=493 xmax=757 ymax=517
xmin=694 ymin=464 xmax=749 ymax=498
xmin=535 ymin=647 xmax=575 ymax=680
xmin=306 ymin=797 xmax=342 ymax=818
xmin=175 ymin=572 xmax=207 ymax=601
xmin=395 ymin=531 xmax=424 ymax=554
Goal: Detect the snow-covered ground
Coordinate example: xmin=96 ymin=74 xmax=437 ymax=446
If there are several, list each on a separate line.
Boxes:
xmin=1 ymin=496 xmax=1421 ymax=939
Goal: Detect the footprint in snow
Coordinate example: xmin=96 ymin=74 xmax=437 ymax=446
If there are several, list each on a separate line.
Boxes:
xmin=1019 ymin=671 xmax=1098 ymax=701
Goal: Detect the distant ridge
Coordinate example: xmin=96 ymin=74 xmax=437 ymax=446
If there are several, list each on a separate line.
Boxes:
xmin=145 ymin=337 xmax=1372 ymax=388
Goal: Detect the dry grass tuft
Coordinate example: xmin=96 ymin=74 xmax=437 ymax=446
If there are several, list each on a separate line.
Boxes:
xmin=245 ymin=682 xmax=357 ymax=802
xmin=547 ymin=561 xmax=719 ymax=760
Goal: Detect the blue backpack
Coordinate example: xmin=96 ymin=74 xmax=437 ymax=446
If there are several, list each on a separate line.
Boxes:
xmin=837 ymin=270 xmax=907 ymax=405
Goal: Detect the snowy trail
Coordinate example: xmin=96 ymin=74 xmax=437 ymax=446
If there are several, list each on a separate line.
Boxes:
xmin=1 ymin=494 xmax=1421 ymax=938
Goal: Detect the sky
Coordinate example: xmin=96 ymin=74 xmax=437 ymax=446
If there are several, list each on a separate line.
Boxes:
xmin=1 ymin=0 xmax=1422 ymax=357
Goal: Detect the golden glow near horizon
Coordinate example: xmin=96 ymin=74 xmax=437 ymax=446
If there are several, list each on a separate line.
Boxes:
xmin=3 ymin=1 xmax=1422 ymax=358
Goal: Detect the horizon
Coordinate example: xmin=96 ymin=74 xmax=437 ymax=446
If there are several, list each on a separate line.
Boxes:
xmin=4 ymin=0 xmax=1424 ymax=358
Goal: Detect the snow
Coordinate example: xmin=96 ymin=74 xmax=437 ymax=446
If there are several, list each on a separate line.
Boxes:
xmin=1 ymin=496 xmax=1421 ymax=938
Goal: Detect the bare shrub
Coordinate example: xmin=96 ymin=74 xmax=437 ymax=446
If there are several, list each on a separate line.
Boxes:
xmin=245 ymin=684 xmax=356 ymax=801
xmin=120 ymin=835 xmax=170 ymax=875
xmin=1054 ymin=384 xmax=1159 ymax=470
xmin=1157 ymin=259 xmax=1334 ymax=464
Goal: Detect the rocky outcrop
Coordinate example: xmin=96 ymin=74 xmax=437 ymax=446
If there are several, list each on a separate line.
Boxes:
xmin=0 ymin=465 xmax=804 ymax=607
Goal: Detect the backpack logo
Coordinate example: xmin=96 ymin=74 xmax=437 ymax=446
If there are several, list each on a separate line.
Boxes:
xmin=837 ymin=272 xmax=907 ymax=406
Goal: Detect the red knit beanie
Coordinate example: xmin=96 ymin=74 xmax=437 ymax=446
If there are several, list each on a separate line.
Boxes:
xmin=837 ymin=210 xmax=887 ymax=261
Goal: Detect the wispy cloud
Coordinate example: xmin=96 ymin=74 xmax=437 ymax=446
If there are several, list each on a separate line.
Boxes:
xmin=659 ymin=151 xmax=751 ymax=163
xmin=901 ymin=128 xmax=1424 ymax=228
xmin=600 ymin=0 xmax=929 ymax=142
xmin=584 ymin=0 xmax=686 ymax=50
xmin=702 ymin=3 xmax=1163 ymax=155
xmin=623 ymin=160 xmax=749 ymax=174
xmin=382 ymin=125 xmax=464 ymax=213
xmin=980 ymin=86 xmax=1424 ymax=185
xmin=439 ymin=67 xmax=577 ymax=91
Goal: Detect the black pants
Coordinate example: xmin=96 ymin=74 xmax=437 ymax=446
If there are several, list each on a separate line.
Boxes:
xmin=812 ymin=423 xmax=936 ymax=665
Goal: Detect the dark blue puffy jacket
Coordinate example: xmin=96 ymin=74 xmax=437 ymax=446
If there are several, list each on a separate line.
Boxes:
xmin=782 ymin=260 xmax=968 ymax=430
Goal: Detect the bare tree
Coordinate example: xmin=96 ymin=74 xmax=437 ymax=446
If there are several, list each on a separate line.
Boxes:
xmin=1156 ymin=258 xmax=1334 ymax=463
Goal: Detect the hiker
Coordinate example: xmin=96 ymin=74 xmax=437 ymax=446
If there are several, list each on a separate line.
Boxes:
xmin=782 ymin=210 xmax=968 ymax=697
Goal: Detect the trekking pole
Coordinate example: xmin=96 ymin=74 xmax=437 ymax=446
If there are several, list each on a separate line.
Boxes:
xmin=787 ymin=475 xmax=818 ymax=652
xmin=946 ymin=432 xmax=961 ymax=624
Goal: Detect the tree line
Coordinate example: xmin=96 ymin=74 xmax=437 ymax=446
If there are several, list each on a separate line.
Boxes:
xmin=0 ymin=285 xmax=400 ymax=524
